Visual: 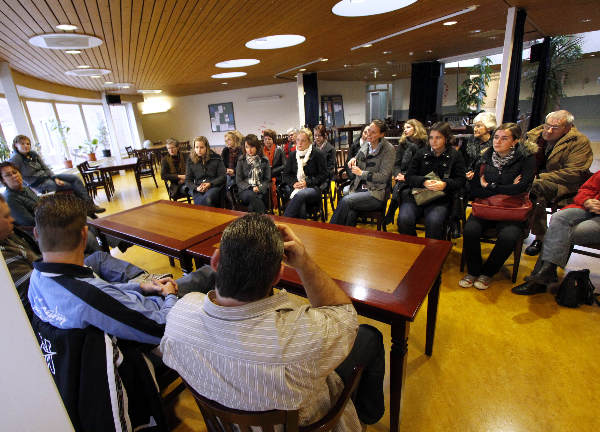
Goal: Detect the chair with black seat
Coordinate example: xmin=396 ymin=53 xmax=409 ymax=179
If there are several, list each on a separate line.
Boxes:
xmin=133 ymin=150 xmax=158 ymax=196
xmin=276 ymin=184 xmax=325 ymax=221
xmin=125 ymin=145 xmax=134 ymax=157
xmin=184 ymin=366 xmax=363 ymax=432
xmin=356 ymin=181 xmax=392 ymax=231
xmin=77 ymin=161 xmax=112 ymax=201
xmin=333 ymin=148 xmax=350 ymax=208
xmin=231 ymin=183 xmax=274 ymax=214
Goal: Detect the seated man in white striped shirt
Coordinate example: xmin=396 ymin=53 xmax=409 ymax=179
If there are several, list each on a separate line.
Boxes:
xmin=161 ymin=214 xmax=385 ymax=429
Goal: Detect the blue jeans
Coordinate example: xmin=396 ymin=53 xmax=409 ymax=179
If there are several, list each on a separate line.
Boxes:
xmin=330 ymin=191 xmax=382 ymax=226
xmin=397 ymin=200 xmax=449 ymax=239
xmin=283 ymin=187 xmax=320 ymax=219
xmin=542 ymin=207 xmax=600 ymax=267
xmin=335 ymin=324 xmax=385 ymax=425
xmin=35 ymin=174 xmax=91 ymax=202
xmin=193 ymin=187 xmax=222 ymax=207
xmin=83 ymin=252 xmax=215 ymax=296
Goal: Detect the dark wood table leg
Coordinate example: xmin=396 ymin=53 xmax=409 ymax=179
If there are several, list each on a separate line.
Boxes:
xmin=390 ymin=319 xmax=410 ymax=432
xmin=97 ymin=232 xmax=110 ymax=252
xmin=425 ymin=273 xmax=441 ymax=356
xmin=193 ymin=256 xmax=202 ymax=269
xmin=180 ymin=255 xmax=193 ymax=274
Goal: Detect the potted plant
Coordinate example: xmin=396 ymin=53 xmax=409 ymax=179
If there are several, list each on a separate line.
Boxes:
xmin=0 ymin=137 xmax=10 ymax=161
xmin=97 ymin=122 xmax=111 ymax=157
xmin=48 ymin=119 xmax=73 ymax=168
xmin=84 ymin=138 xmax=99 ymax=161
xmin=457 ymin=56 xmax=493 ymax=114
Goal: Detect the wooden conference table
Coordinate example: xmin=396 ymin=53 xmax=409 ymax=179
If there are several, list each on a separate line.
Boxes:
xmin=90 ymin=201 xmax=451 ymax=432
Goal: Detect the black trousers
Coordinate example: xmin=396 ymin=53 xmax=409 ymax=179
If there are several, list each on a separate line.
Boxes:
xmin=335 ymin=324 xmax=385 ymax=425
xmin=239 ymin=189 xmax=267 ymax=213
xmin=463 ymin=215 xmax=523 ymax=277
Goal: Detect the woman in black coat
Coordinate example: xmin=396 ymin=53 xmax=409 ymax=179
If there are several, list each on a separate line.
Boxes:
xmin=235 ymin=134 xmax=271 ymax=214
xmin=186 ymin=136 xmax=226 ymax=207
xmin=460 ymin=123 xmax=537 ymax=290
xmin=384 ymin=119 xmax=428 ymax=224
xmin=221 ymin=130 xmax=243 ymax=188
xmin=397 ymin=122 xmax=466 ymax=240
xmin=282 ymin=128 xmax=328 ymax=219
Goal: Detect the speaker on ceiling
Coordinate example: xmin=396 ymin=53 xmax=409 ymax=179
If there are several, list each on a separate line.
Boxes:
xmin=105 ymin=94 xmax=122 ymax=105
xmin=529 ymin=42 xmax=544 ymax=63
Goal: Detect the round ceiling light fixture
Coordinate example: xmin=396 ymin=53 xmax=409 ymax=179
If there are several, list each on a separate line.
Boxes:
xmin=137 ymin=89 xmax=162 ymax=94
xmin=29 ymin=33 xmax=103 ymax=50
xmin=245 ymin=35 xmax=305 ymax=50
xmin=332 ymin=0 xmax=417 ymax=17
xmin=65 ymin=68 xmax=111 ymax=77
xmin=104 ymin=82 xmax=133 ymax=89
xmin=443 ymin=21 xmax=458 ymax=26
xmin=215 ymin=59 xmax=260 ymax=68
xmin=56 ymin=24 xmax=78 ymax=31
xmin=211 ymin=71 xmax=247 ymax=79
xmin=65 ymin=50 xmax=81 ymax=54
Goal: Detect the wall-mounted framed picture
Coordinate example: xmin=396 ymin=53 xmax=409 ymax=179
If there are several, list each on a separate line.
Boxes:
xmin=208 ymin=102 xmax=236 ymax=132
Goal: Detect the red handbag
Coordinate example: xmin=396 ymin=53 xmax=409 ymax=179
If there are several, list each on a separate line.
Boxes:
xmin=471 ymin=193 xmax=533 ymax=221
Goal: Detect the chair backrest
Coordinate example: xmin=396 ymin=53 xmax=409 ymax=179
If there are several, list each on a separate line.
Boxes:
xmin=335 ymin=149 xmax=348 ymax=170
xmin=125 ymin=146 xmax=134 ymax=157
xmin=184 ymin=365 xmax=363 ymax=432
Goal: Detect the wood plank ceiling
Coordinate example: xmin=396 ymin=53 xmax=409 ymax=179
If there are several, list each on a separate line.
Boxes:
xmin=0 ymin=0 xmax=598 ymax=96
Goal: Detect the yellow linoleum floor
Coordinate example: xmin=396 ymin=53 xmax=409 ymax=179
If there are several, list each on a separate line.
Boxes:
xmin=99 ymin=171 xmax=600 ymax=432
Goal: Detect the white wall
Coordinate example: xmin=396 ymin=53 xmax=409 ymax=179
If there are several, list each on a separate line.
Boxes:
xmin=318 ymin=80 xmax=367 ymax=124
xmin=0 ymin=257 xmax=74 ymax=431
xmin=141 ymin=82 xmax=299 ymax=144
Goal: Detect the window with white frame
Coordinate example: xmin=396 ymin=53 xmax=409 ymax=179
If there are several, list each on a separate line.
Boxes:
xmin=0 ymin=98 xmax=18 ymax=147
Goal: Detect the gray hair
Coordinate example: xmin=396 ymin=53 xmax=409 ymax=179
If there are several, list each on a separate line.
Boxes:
xmin=546 ymin=110 xmax=574 ymax=127
xmin=473 ymin=112 xmax=497 ymax=131
xmin=165 ymin=138 xmax=177 ymax=147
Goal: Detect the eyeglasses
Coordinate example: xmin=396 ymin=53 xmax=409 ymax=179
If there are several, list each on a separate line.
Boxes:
xmin=543 ymin=123 xmax=562 ymax=131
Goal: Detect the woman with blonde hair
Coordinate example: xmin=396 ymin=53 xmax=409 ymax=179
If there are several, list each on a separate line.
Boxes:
xmin=186 ymin=136 xmax=226 ymax=206
xmin=221 ymin=130 xmax=243 ymax=188
xmin=384 ymin=119 xmax=428 ymax=224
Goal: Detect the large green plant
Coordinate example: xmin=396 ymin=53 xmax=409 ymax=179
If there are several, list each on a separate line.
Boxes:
xmin=526 ymin=35 xmax=583 ymax=115
xmin=0 ymin=137 xmax=10 ymax=161
xmin=457 ymin=56 xmax=493 ymax=113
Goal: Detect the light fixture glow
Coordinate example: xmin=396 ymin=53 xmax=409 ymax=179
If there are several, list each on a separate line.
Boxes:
xmin=104 ymin=81 xmax=114 ymax=85
xmin=137 ymin=89 xmax=162 ymax=94
xmin=581 ymin=18 xmax=591 ymax=23
xmin=299 ymin=68 xmax=307 ymax=72
xmin=90 ymin=75 xmax=101 ymax=78
xmin=56 ymin=24 xmax=78 ymax=31
xmin=211 ymin=71 xmax=247 ymax=79
xmin=470 ymin=29 xmax=482 ymax=33
xmin=362 ymin=43 xmax=372 ymax=48
xmin=332 ymin=0 xmax=417 ymax=17
xmin=215 ymin=59 xmax=260 ymax=68
xmin=321 ymin=58 xmax=328 ymax=62
xmin=426 ymin=50 xmax=433 ymax=53
xmin=77 ymin=65 xmax=91 ymax=69
xmin=443 ymin=21 xmax=458 ymax=26
xmin=65 ymin=50 xmax=81 ymax=54
xmin=392 ymin=74 xmax=397 ymax=77
xmin=141 ymin=98 xmax=171 ymax=115
xmin=122 ymin=86 xmax=130 ymax=89
xmin=245 ymin=35 xmax=305 ymax=50
xmin=221 ymin=82 xmax=228 ymax=85
xmin=409 ymin=51 xmax=414 ymax=55
xmin=351 ymin=5 xmax=479 ymax=50
xmin=383 ymin=50 xmax=392 ymax=54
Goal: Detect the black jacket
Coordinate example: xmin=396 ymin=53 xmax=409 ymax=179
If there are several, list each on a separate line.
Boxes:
xmin=317 ymin=141 xmax=336 ymax=179
xmin=160 ymin=153 xmax=188 ymax=196
xmin=220 ymin=146 xmax=242 ymax=172
xmin=462 ymin=135 xmax=493 ymax=173
xmin=283 ymin=147 xmax=328 ymax=191
xmin=268 ymin=146 xmax=285 ymax=181
xmin=393 ymin=137 xmax=427 ymax=176
xmin=469 ymin=140 xmax=538 ymax=198
xmin=186 ymin=150 xmax=226 ymax=192
xmin=235 ymin=156 xmax=272 ymax=194
xmin=406 ymin=146 xmax=466 ymax=197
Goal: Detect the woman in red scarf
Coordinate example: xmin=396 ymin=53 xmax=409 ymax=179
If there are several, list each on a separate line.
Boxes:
xmin=262 ymin=129 xmax=284 ymax=209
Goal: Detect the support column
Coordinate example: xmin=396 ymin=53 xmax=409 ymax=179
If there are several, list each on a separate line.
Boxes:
xmin=296 ymin=74 xmax=305 ymax=128
xmin=0 ymin=62 xmax=33 ymax=138
xmin=529 ymin=37 xmax=552 ymax=129
xmin=502 ymin=8 xmax=526 ymax=123
xmin=101 ymin=92 xmax=122 ymax=161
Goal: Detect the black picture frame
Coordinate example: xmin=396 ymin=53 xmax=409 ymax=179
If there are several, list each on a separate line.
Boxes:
xmin=208 ymin=102 xmax=236 ymax=132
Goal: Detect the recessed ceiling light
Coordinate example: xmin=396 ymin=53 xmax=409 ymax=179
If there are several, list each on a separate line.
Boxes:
xmin=109 ymin=82 xmax=133 ymax=89
xmin=443 ymin=21 xmax=458 ymax=26
xmin=56 ymin=24 xmax=78 ymax=31
xmin=392 ymin=74 xmax=397 ymax=77
xmin=332 ymin=0 xmax=417 ymax=17
xmin=77 ymin=65 xmax=91 ymax=69
xmin=590 ymin=54 xmax=596 ymax=57
xmin=104 ymin=81 xmax=114 ymax=85
xmin=65 ymin=50 xmax=81 ymax=54
xmin=344 ymin=64 xmax=352 ymax=68
xmin=245 ymin=35 xmax=305 ymax=50
xmin=409 ymin=51 xmax=414 ymax=55
xmin=299 ymin=68 xmax=307 ymax=72
xmin=211 ymin=71 xmax=247 ymax=79
xmin=29 ymin=33 xmax=103 ymax=50
xmin=470 ymin=29 xmax=482 ymax=33
xmin=137 ymin=89 xmax=162 ymax=94
xmin=90 ymin=75 xmax=101 ymax=78
xmin=489 ymin=36 xmax=497 ymax=40
xmin=581 ymin=18 xmax=591 ymax=23
xmin=383 ymin=50 xmax=392 ymax=55
xmin=65 ymin=68 xmax=111 ymax=77
xmin=362 ymin=43 xmax=372 ymax=48
xmin=215 ymin=59 xmax=260 ymax=68
xmin=222 ymin=82 xmax=228 ymax=85
xmin=122 ymin=86 xmax=130 ymax=89
xmin=425 ymin=50 xmax=433 ymax=53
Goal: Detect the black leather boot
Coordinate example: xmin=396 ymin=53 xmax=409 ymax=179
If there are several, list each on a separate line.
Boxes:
xmin=526 ymin=261 xmax=558 ymax=285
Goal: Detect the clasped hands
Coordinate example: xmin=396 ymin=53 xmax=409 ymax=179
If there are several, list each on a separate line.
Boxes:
xmin=347 ymin=158 xmax=363 ymax=176
xmin=584 ymin=199 xmax=600 ymax=214
xmin=140 ymin=277 xmax=178 ymax=297
xmin=423 ymin=179 xmax=446 ymax=191
xmin=293 ymin=180 xmax=307 ymax=189
xmin=196 ymin=182 xmax=211 ymax=192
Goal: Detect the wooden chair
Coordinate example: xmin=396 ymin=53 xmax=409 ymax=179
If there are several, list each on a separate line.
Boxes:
xmin=184 ymin=366 xmax=363 ymax=432
xmin=333 ymin=149 xmax=350 ymax=207
xmin=125 ymin=146 xmax=134 ymax=157
xmin=164 ymin=180 xmax=191 ymax=204
xmin=133 ymin=150 xmax=158 ymax=196
xmin=77 ymin=161 xmax=112 ymax=201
